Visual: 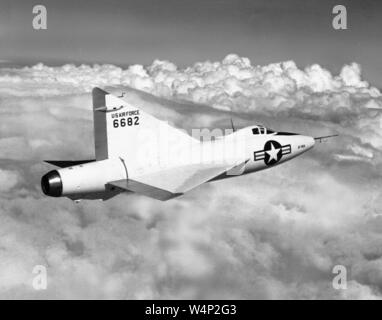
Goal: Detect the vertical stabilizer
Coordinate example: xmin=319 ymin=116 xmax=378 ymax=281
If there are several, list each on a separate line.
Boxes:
xmin=91 ymin=87 xmax=199 ymax=168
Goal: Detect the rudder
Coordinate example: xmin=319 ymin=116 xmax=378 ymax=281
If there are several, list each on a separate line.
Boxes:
xmin=92 ymin=87 xmax=109 ymax=160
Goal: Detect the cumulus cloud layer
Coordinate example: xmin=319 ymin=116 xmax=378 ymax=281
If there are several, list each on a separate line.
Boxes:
xmin=0 ymin=54 xmax=381 ymax=299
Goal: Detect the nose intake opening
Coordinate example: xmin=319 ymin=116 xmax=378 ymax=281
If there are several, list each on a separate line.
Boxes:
xmin=41 ymin=170 xmax=63 ymax=197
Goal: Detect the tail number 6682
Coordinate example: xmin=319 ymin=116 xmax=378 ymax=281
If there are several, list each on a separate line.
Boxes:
xmin=113 ymin=116 xmax=139 ymax=128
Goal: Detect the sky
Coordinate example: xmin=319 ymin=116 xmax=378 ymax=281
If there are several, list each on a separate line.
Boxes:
xmin=1 ymin=0 xmax=382 ymax=86
xmin=0 ymin=1 xmax=382 ymax=299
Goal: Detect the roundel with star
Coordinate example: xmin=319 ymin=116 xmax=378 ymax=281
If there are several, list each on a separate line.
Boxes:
xmin=253 ymin=140 xmax=292 ymax=166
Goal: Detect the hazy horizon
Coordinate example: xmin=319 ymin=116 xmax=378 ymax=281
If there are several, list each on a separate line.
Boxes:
xmin=1 ymin=0 xmax=382 ymax=87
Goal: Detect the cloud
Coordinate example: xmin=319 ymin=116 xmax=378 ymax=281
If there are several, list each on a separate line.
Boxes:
xmin=0 ymin=54 xmax=381 ymax=299
xmin=0 ymin=169 xmax=20 ymax=192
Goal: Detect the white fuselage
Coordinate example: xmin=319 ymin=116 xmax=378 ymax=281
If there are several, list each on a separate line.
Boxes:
xmin=51 ymin=126 xmax=315 ymax=200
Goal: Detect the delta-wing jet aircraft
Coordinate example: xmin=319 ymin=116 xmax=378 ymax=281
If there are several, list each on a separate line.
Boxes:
xmin=41 ymin=87 xmax=337 ymax=201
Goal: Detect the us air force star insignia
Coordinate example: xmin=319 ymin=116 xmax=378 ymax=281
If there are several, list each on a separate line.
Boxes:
xmin=253 ymin=140 xmax=292 ymax=165
xmin=266 ymin=142 xmax=280 ymax=162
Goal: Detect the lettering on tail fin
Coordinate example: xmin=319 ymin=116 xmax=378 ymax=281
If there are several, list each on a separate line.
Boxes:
xmin=92 ymin=87 xmax=199 ymax=168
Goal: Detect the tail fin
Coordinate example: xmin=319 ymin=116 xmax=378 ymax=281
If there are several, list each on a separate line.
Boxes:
xmin=92 ymin=87 xmax=198 ymax=167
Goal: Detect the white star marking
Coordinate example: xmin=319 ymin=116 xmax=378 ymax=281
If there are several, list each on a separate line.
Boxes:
xmin=266 ymin=142 xmax=281 ymax=162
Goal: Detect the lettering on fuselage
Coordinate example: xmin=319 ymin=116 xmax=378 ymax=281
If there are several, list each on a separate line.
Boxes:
xmin=253 ymin=140 xmax=291 ymax=166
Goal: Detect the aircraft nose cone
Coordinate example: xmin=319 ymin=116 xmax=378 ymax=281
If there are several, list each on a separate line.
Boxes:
xmin=41 ymin=170 xmax=63 ymax=197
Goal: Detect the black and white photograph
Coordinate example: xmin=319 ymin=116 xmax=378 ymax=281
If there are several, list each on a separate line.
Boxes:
xmin=0 ymin=0 xmax=382 ymax=305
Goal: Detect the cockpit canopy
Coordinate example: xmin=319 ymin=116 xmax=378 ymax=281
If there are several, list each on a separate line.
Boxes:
xmin=251 ymin=125 xmax=275 ymax=135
